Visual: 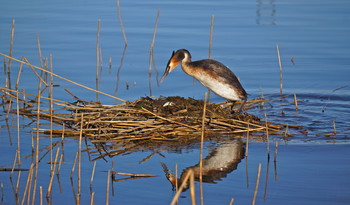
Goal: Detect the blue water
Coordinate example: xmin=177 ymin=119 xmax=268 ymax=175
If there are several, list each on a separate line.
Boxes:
xmin=1 ymin=0 xmax=350 ymax=204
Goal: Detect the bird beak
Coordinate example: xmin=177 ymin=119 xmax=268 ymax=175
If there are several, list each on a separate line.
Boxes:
xmin=160 ymin=51 xmax=176 ymax=83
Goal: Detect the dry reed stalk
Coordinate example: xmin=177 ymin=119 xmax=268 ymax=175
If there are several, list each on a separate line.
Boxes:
xmin=46 ymin=147 xmax=60 ymax=198
xmin=276 ymin=44 xmax=283 ymax=95
xmin=332 ymin=120 xmax=336 ymax=135
xmin=90 ymin=192 xmax=95 ymax=205
xmin=31 ymin=78 xmax=43 ymax=205
xmin=48 ymin=54 xmax=54 ymax=175
xmin=245 ymin=123 xmax=250 ymax=157
xmin=229 ymin=198 xmax=234 ymax=205
xmin=252 ymin=163 xmax=262 ymax=205
xmin=0 ymin=53 xmax=126 ymax=102
xmin=139 ymin=152 xmax=158 ymax=164
xmin=56 ymin=153 xmax=64 ymax=175
xmin=264 ymin=114 xmax=270 ymax=160
xmin=293 ymin=93 xmax=298 ymax=111
xmin=208 ymin=15 xmax=214 ymax=59
xmin=263 ymin=157 xmax=270 ymax=200
xmin=114 ymin=44 xmax=127 ymax=98
xmin=170 ymin=169 xmax=195 ymax=205
xmin=96 ymin=20 xmax=101 ymax=101
xmin=21 ymin=163 xmax=34 ymax=205
xmin=39 ymin=186 xmax=42 ymax=205
xmin=274 ymin=142 xmax=278 ymax=163
xmin=23 ymin=58 xmax=48 ymax=87
xmin=274 ymin=141 xmax=278 ymax=181
xmin=112 ymin=172 xmax=158 ymax=178
xmin=15 ymin=58 xmax=24 ymax=155
xmin=70 ymin=152 xmax=78 ymax=179
xmin=148 ymin=8 xmax=160 ymax=96
xmin=7 ymin=19 xmax=15 ymax=91
xmin=106 ymin=170 xmax=110 ymax=205
xmin=116 ymin=0 xmax=127 ymax=46
xmin=175 ymin=163 xmax=178 ymax=195
xmin=1 ymin=87 xmax=67 ymax=105
xmin=199 ymin=92 xmax=208 ymax=205
xmin=108 ymin=57 xmax=112 ymax=74
xmin=141 ymin=107 xmax=199 ymax=130
xmin=36 ymin=35 xmax=43 ymax=68
xmin=77 ymin=113 xmax=84 ymax=205
xmin=90 ymin=161 xmax=96 ymax=192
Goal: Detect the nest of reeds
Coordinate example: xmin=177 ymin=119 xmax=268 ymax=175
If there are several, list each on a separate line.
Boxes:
xmin=32 ymin=95 xmax=290 ymax=138
xmin=2 ymin=86 xmax=293 ymax=158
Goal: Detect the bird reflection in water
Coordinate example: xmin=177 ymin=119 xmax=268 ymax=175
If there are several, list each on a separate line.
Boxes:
xmin=161 ymin=139 xmax=245 ymax=191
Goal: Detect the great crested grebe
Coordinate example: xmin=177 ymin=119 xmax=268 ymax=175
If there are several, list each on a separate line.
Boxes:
xmin=160 ymin=49 xmax=247 ymax=111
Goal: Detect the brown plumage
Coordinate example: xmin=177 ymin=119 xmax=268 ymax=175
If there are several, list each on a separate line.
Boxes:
xmin=160 ymin=49 xmax=247 ymax=110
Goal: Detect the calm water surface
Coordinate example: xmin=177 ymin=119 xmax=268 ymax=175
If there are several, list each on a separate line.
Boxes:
xmin=1 ymin=0 xmax=350 ymax=204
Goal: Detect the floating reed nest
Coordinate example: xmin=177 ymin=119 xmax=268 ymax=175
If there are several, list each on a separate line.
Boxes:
xmin=2 ymin=87 xmax=293 ymax=158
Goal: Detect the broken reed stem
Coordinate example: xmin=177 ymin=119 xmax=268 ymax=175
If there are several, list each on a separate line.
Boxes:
xmin=90 ymin=161 xmax=97 ymax=190
xmin=36 ymin=35 xmax=43 ymax=68
xmin=90 ymin=192 xmax=95 ymax=205
xmin=208 ymin=14 xmax=214 ymax=59
xmin=46 ymin=147 xmax=60 ymax=198
xmin=39 ymin=186 xmax=42 ymax=205
xmin=114 ymin=44 xmax=127 ymax=98
xmin=264 ymin=114 xmax=270 ymax=160
xmin=148 ymin=8 xmax=160 ymax=96
xmin=293 ymin=93 xmax=298 ymax=111
xmin=0 ymin=53 xmax=126 ymax=102
xmin=57 ymin=154 xmax=64 ymax=175
xmin=199 ymin=92 xmax=208 ymax=205
xmin=274 ymin=141 xmax=278 ymax=162
xmin=229 ymin=198 xmax=234 ymax=205
xmin=21 ymin=163 xmax=34 ymax=205
xmin=332 ymin=120 xmax=337 ymax=135
xmin=96 ymin=20 xmax=101 ymax=102
xmin=106 ymin=170 xmax=111 ymax=205
xmin=276 ymin=44 xmax=283 ymax=96
xmin=23 ymin=57 xmax=48 ymax=87
xmin=263 ymin=156 xmax=270 ymax=200
xmin=7 ymin=19 xmax=15 ymax=91
xmin=252 ymin=163 xmax=262 ymax=205
xmin=70 ymin=152 xmax=78 ymax=179
xmin=116 ymin=0 xmax=127 ymax=46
